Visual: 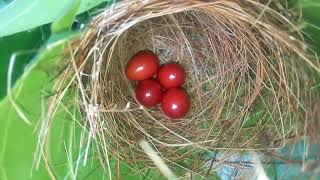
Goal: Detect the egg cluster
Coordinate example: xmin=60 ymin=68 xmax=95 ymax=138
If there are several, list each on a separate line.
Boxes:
xmin=125 ymin=50 xmax=190 ymax=120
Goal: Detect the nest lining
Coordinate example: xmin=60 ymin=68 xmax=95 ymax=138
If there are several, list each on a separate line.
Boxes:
xmin=55 ymin=0 xmax=320 ymax=177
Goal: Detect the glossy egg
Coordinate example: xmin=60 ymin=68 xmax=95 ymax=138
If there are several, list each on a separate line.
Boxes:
xmin=157 ymin=63 xmax=186 ymax=88
xmin=161 ymin=88 xmax=190 ymax=119
xmin=125 ymin=50 xmax=159 ymax=81
xmin=135 ymin=79 xmax=162 ymax=108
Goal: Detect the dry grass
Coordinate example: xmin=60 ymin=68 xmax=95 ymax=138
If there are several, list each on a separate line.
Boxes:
xmin=41 ymin=0 xmax=320 ymax=178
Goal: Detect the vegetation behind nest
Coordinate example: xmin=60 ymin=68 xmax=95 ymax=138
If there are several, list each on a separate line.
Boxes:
xmin=44 ymin=0 xmax=320 ymax=178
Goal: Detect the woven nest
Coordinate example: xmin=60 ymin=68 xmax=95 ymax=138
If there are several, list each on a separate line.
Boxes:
xmin=54 ymin=0 xmax=320 ymax=178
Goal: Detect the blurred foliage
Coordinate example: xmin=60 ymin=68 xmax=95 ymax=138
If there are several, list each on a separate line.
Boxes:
xmin=0 ymin=28 xmax=45 ymax=99
xmin=0 ymin=0 xmax=319 ymax=179
xmin=0 ymin=0 xmax=108 ymax=37
xmin=0 ymin=0 xmax=108 ymax=100
xmin=0 ymin=0 xmax=108 ymax=179
xmin=302 ymin=0 xmax=320 ymax=54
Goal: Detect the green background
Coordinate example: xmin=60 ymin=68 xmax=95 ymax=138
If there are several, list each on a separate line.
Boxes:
xmin=0 ymin=0 xmax=319 ymax=179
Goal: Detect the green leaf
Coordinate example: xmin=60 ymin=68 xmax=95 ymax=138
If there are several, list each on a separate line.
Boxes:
xmin=0 ymin=0 xmax=108 ymax=37
xmin=301 ymin=0 xmax=320 ymax=54
xmin=51 ymin=0 xmax=80 ymax=33
xmin=0 ymin=1 xmax=83 ymax=173
xmin=0 ymin=44 xmax=64 ymax=180
xmin=0 ymin=28 xmax=45 ymax=99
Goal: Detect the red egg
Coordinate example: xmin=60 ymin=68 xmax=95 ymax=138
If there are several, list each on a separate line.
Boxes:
xmin=125 ymin=50 xmax=159 ymax=81
xmin=135 ymin=79 xmax=162 ymax=108
xmin=161 ymin=88 xmax=190 ymax=119
xmin=157 ymin=63 xmax=186 ymax=88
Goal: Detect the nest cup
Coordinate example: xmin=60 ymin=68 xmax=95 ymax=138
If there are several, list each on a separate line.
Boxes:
xmin=65 ymin=0 xmax=320 ymax=177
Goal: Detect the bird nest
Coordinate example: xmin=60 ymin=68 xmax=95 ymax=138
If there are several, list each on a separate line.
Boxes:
xmin=51 ymin=0 xmax=320 ymax=178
